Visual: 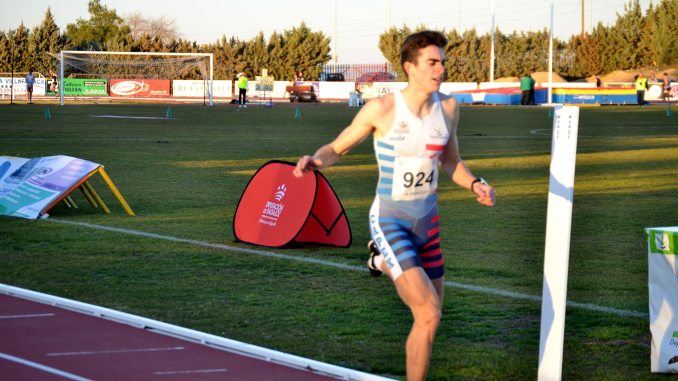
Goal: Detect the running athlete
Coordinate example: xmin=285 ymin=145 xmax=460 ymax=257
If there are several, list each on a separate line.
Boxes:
xmin=293 ymin=30 xmax=496 ymax=381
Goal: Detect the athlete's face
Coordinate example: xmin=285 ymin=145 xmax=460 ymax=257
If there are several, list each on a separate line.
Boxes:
xmin=405 ymin=45 xmax=446 ymax=93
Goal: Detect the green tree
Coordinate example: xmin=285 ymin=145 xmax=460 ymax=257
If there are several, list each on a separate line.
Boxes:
xmin=28 ymin=7 xmax=63 ymax=76
xmin=282 ymin=23 xmax=331 ymax=80
xmin=64 ymin=0 xmax=130 ymax=50
xmin=651 ymin=0 xmax=678 ymax=66
xmin=266 ymin=31 xmax=287 ymax=81
xmin=10 ymin=24 xmax=31 ymax=72
xmin=378 ymin=25 xmax=412 ymax=81
xmin=242 ymin=32 xmax=268 ymax=78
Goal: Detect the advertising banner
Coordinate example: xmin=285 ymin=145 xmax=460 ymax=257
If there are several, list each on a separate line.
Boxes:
xmin=0 ymin=77 xmax=47 ymax=97
xmin=172 ymin=80 xmax=233 ymax=97
xmin=647 ymin=226 xmax=678 ymax=373
xmin=110 ymin=79 xmax=170 ymax=97
xmin=63 ymin=78 xmax=108 ymax=96
xmin=0 ymin=155 xmax=101 ymax=219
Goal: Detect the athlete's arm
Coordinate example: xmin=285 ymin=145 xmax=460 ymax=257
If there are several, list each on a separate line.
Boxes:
xmin=438 ymin=95 xmax=496 ymax=206
xmin=293 ymin=99 xmax=384 ymax=177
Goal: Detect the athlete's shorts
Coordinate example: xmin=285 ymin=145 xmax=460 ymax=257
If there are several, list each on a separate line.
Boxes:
xmin=369 ymin=197 xmax=444 ymax=281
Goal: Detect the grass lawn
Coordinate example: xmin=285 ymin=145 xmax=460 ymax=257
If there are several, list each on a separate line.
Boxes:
xmin=1 ymin=101 xmax=677 ymax=380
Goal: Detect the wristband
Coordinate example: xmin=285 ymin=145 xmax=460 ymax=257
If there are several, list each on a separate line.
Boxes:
xmin=470 ymin=177 xmax=487 ymax=192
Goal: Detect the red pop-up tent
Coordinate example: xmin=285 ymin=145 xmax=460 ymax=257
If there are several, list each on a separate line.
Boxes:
xmin=233 ymin=160 xmax=351 ymax=248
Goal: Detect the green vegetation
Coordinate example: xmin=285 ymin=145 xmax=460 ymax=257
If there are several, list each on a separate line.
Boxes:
xmin=1 ymin=103 xmax=677 ymax=380
xmin=1 ymin=0 xmax=675 ymax=81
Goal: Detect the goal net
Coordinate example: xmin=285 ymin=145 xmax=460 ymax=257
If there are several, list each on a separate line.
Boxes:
xmin=55 ymin=51 xmax=214 ymax=105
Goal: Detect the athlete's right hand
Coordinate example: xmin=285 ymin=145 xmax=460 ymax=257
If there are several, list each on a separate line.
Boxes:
xmin=293 ymin=155 xmax=321 ymax=177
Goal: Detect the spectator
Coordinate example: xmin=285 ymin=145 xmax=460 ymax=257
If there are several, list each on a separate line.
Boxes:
xmin=635 ymin=73 xmax=648 ymax=106
xmin=520 ymin=74 xmax=534 ymax=105
xmin=237 ymin=72 xmax=248 ymax=108
xmin=662 ymin=72 xmax=672 ymax=101
xmin=25 ymin=69 xmax=35 ymax=104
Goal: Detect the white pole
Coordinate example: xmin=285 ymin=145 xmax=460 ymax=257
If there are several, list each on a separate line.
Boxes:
xmin=537 ymin=105 xmax=580 ymax=381
xmin=388 ymin=0 xmax=392 ymax=28
xmin=548 ymin=0 xmax=554 ymax=105
xmin=333 ymin=0 xmax=338 ymax=66
xmin=490 ymin=0 xmax=495 ymax=83
xmin=60 ymin=51 xmax=64 ymax=106
xmin=209 ymin=54 xmax=214 ymax=106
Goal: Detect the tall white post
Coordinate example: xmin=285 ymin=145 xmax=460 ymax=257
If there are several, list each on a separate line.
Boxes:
xmin=60 ymin=51 xmax=64 ymax=106
xmin=538 ymin=105 xmax=580 ymax=381
xmin=209 ymin=54 xmax=214 ymax=106
xmin=490 ymin=0 xmax=496 ymax=83
xmin=388 ymin=0 xmax=392 ymax=28
xmin=548 ymin=0 xmax=554 ymax=104
xmin=333 ymin=0 xmax=338 ymax=67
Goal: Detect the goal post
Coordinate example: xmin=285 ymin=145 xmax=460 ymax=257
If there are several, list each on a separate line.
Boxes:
xmin=58 ymin=51 xmax=214 ymax=106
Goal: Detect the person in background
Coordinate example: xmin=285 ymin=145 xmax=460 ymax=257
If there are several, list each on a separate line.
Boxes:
xmin=635 ymin=73 xmax=648 ymax=106
xmin=237 ymin=72 xmax=248 ymax=108
xmin=294 ymin=70 xmax=304 ymax=82
xmin=662 ymin=72 xmax=672 ymax=101
xmin=520 ymin=74 xmax=534 ymax=105
xmin=25 ymin=69 xmax=35 ymax=104
xmin=294 ymin=30 xmax=496 ymax=381
xmin=595 ymin=75 xmax=602 ymax=88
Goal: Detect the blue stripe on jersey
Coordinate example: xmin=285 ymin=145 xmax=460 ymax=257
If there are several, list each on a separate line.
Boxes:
xmin=377 ymin=188 xmax=390 ymax=196
xmin=377 ymin=140 xmax=394 ymax=150
xmin=379 ymin=178 xmax=393 ymax=185
xmin=391 ymin=240 xmax=412 ymax=252
xmin=379 ymin=217 xmax=414 ymax=229
xmin=379 ymin=165 xmax=394 ymax=174
xmin=396 ymin=250 xmax=417 ymax=262
xmin=386 ymin=230 xmax=408 ymax=241
xmin=377 ymin=153 xmax=395 ymax=162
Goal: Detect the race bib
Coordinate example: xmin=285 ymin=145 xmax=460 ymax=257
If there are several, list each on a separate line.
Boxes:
xmin=391 ymin=157 xmax=437 ymax=201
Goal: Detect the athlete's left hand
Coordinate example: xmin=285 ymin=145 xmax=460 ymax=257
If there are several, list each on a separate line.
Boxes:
xmin=474 ymin=182 xmax=496 ymax=207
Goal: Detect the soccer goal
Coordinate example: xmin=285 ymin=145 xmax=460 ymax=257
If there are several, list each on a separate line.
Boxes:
xmin=57 ymin=51 xmax=214 ymax=106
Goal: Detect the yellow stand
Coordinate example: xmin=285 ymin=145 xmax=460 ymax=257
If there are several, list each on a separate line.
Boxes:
xmin=96 ymin=167 xmax=135 ymax=216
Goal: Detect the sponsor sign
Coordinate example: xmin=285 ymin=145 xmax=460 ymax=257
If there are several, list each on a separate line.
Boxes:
xmin=647 ymin=226 xmax=678 ymax=373
xmin=0 ymin=77 xmax=47 ymax=96
xmin=0 ymin=155 xmax=101 ymax=219
xmin=110 ymin=79 xmax=170 ymax=97
xmin=63 ymin=78 xmax=107 ymax=96
xmin=172 ymin=80 xmax=232 ymax=97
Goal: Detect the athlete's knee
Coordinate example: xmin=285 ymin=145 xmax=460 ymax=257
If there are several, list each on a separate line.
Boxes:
xmin=412 ymin=301 xmax=441 ymax=332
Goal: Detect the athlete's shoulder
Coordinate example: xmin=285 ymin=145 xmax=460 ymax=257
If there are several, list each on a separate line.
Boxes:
xmin=363 ymin=92 xmax=396 ymax=115
xmin=436 ymin=91 xmax=458 ymax=116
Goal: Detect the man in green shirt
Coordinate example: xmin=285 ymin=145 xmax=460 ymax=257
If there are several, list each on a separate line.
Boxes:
xmin=520 ymin=74 xmax=535 ymax=105
xmin=237 ymin=72 xmax=248 ymax=108
xmin=635 ymin=73 xmax=648 ymax=106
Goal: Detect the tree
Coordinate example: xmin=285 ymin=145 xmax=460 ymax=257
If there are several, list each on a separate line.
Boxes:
xmin=125 ymin=12 xmax=178 ymax=46
xmin=64 ymin=0 xmax=130 ymax=50
xmin=282 ymin=23 xmax=331 ymax=80
xmin=28 ymin=7 xmax=63 ymax=76
xmin=378 ymin=26 xmax=412 ymax=81
xmin=242 ymin=32 xmax=268 ymax=78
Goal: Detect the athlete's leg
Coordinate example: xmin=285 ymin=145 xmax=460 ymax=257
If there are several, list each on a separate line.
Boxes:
xmin=392 ymin=267 xmax=442 ymax=381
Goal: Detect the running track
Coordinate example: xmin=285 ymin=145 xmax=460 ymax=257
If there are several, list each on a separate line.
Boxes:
xmin=0 ymin=285 xmax=393 ymax=381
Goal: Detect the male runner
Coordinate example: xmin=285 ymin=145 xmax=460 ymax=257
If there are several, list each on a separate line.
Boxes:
xmin=294 ymin=31 xmax=496 ymax=381
xmin=25 ymin=69 xmax=35 ymax=104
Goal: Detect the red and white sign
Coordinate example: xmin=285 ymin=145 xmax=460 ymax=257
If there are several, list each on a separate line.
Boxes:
xmin=110 ymin=79 xmax=170 ymax=97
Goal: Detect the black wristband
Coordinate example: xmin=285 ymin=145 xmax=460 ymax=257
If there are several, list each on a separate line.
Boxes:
xmin=471 ymin=177 xmax=486 ymax=192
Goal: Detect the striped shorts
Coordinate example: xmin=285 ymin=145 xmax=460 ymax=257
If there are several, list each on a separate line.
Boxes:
xmin=368 ymin=198 xmax=444 ymax=281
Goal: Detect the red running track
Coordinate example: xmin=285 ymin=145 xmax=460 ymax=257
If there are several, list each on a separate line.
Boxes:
xmin=0 ymin=287 xmax=390 ymax=381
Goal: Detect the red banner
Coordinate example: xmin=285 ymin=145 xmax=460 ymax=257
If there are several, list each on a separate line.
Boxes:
xmin=110 ymin=79 xmax=171 ymax=97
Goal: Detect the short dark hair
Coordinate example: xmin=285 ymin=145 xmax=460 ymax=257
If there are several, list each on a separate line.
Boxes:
xmin=400 ymin=30 xmax=447 ymax=74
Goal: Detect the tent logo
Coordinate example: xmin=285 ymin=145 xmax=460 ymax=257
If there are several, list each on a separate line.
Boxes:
xmin=274 ymin=184 xmax=287 ymax=201
xmin=656 ymin=233 xmax=670 ymax=251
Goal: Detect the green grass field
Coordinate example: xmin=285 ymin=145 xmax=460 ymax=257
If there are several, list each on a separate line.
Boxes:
xmin=1 ymin=101 xmax=677 ymax=380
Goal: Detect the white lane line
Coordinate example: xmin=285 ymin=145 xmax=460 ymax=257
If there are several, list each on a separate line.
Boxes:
xmin=0 ymin=313 xmax=55 ymax=319
xmin=47 ymin=346 xmax=184 ymax=357
xmin=154 ymin=368 xmax=228 ymax=375
xmin=0 ymin=352 xmax=93 ymax=381
xmin=46 ymin=219 xmax=649 ymax=319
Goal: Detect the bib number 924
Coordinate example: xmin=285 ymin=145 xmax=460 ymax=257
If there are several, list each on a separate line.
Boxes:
xmin=403 ymin=171 xmax=433 ymax=188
